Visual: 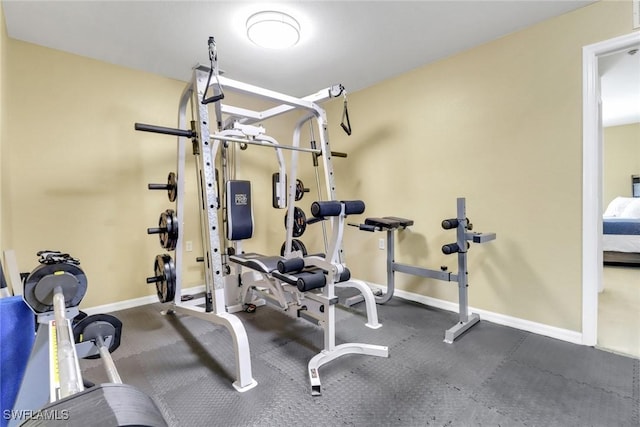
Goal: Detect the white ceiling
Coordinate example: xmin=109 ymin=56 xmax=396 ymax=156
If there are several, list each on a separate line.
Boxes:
xmin=600 ymin=46 xmax=640 ymax=127
xmin=3 ymin=0 xmax=636 ymax=126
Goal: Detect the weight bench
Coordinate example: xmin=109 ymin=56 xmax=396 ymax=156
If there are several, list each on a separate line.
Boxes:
xmin=358 ymin=216 xmax=414 ymax=231
xmin=228 ymin=251 xmax=380 ymax=328
xmin=352 ymin=198 xmax=497 ymax=342
xmin=226 ymin=192 xmax=388 ymax=395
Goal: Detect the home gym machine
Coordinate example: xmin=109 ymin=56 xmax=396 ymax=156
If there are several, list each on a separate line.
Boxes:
xmin=135 ymin=37 xmax=385 ymax=395
xmin=353 ymin=198 xmax=496 ymax=343
xmin=10 ymin=252 xmax=166 ymax=427
xmin=227 ymin=192 xmax=388 ymax=395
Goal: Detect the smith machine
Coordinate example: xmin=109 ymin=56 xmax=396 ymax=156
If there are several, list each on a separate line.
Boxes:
xmin=135 ymin=38 xmax=386 ymax=395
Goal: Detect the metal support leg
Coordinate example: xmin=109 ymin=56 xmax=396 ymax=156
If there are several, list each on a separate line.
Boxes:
xmin=173 ymin=299 xmax=257 ymax=392
xmin=444 ymin=197 xmax=480 ymax=343
xmin=307 ymin=285 xmax=388 ymax=396
xmin=308 ymin=342 xmax=389 ymax=396
xmin=335 ymin=279 xmax=382 ymax=329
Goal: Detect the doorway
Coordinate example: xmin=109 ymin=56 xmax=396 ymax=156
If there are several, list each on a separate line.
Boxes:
xmin=582 ymin=31 xmax=640 ymax=352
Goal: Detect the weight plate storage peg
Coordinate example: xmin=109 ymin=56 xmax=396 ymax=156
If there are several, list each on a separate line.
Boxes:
xmin=148 ymin=172 xmax=177 ymax=202
xmin=146 ymin=254 xmax=176 ymax=303
xmin=147 ymin=209 xmax=179 ymax=251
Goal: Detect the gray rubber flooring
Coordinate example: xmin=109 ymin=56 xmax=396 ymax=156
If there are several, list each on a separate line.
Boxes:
xmin=80 ymin=297 xmax=639 ymax=427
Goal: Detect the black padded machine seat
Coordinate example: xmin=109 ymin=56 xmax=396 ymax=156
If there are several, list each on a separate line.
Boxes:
xmin=229 ymin=252 xmax=283 ymax=274
xmin=229 ymin=252 xmax=330 ymax=293
xmin=362 ymin=216 xmax=414 ymax=231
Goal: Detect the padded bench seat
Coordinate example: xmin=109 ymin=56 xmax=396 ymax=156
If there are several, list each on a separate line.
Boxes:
xmin=229 ymin=253 xmax=283 ymax=273
xmin=364 ymin=216 xmax=414 ymax=230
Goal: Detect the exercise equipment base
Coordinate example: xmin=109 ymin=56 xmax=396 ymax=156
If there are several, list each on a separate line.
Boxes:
xmin=444 ymin=313 xmax=480 ymax=344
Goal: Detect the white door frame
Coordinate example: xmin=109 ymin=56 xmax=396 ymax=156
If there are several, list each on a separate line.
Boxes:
xmin=582 ymin=31 xmax=640 ymax=346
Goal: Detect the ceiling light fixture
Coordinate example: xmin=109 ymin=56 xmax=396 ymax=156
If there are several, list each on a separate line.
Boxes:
xmin=246 ymin=11 xmax=300 ymax=49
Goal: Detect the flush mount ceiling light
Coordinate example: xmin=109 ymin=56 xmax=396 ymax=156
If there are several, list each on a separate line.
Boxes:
xmin=246 ymin=11 xmax=300 ymax=49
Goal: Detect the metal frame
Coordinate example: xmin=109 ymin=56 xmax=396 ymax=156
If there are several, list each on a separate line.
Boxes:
xmin=228 ymin=202 xmax=388 ymax=395
xmin=365 ymin=198 xmax=496 ymax=343
xmin=166 ymin=65 xmax=349 ymax=393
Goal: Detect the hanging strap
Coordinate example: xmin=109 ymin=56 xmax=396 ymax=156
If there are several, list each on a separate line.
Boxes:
xmin=202 ymin=36 xmax=225 ymax=105
xmin=340 ymin=92 xmax=352 ymax=136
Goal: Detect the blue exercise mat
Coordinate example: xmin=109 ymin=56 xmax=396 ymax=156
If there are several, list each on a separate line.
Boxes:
xmin=1 ymin=297 xmax=35 ymax=427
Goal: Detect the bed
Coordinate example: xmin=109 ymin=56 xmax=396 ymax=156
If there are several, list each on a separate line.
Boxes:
xmin=603 ymin=197 xmax=640 ymax=265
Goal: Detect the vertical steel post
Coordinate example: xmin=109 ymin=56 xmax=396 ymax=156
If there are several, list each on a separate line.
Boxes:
xmin=456 ymin=197 xmax=469 ymax=323
xmin=193 ymin=67 xmax=225 ymax=313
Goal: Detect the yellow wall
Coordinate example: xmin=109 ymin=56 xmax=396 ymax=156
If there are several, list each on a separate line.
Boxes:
xmin=323 ymin=0 xmax=635 ymax=332
xmin=2 ymin=1 xmax=636 ymax=332
xmin=3 ymin=35 xmax=308 ymax=308
xmin=3 ymin=39 xmax=194 ymax=308
xmin=604 ymin=123 xmax=640 ymax=206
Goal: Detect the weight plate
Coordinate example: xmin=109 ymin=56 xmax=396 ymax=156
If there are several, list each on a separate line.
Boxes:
xmin=295 ymin=179 xmax=307 ymax=201
xmin=153 ymin=254 xmax=176 ymax=303
xmin=158 ymin=209 xmax=178 ymax=251
xmin=284 ymin=207 xmax=307 ymax=238
xmin=280 ymin=239 xmax=308 ymax=257
xmin=167 ymin=172 xmax=177 ymax=202
xmin=23 ymin=263 xmax=87 ymax=313
xmin=73 ymin=314 xmax=122 ymax=359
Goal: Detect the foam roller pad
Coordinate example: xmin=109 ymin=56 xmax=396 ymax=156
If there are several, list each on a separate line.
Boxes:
xmin=311 ymin=201 xmax=342 ymax=218
xmin=296 ymin=271 xmax=326 ymax=292
xmin=277 ymin=257 xmax=305 ymax=274
xmin=338 ymin=268 xmax=351 ymax=283
xmin=342 ymin=200 xmax=365 ymax=215
xmin=442 ymin=243 xmax=460 ymax=254
xmin=441 ymin=218 xmax=459 ymax=230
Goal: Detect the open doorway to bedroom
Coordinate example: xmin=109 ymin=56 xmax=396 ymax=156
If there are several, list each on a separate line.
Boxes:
xmin=583 ymin=33 xmax=640 ymax=358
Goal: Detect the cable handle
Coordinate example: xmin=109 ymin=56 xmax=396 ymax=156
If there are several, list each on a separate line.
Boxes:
xmin=202 ymin=36 xmax=225 ymax=105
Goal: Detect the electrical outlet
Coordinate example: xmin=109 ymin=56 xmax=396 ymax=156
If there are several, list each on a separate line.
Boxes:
xmin=378 ymin=238 xmax=385 ymax=250
xmin=186 ymin=241 xmax=193 ymax=252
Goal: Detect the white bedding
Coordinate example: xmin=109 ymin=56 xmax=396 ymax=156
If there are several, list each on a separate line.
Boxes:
xmin=603 ymin=197 xmax=640 ymax=253
xmin=603 ymin=234 xmax=640 ymax=253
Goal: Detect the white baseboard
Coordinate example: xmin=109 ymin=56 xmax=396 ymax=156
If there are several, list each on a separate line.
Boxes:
xmin=368 ymin=283 xmax=584 ymax=345
xmin=84 ymin=283 xmax=583 ymax=346
xmin=82 ymin=285 xmax=205 ymax=316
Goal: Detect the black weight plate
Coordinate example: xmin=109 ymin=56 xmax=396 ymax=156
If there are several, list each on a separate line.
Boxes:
xmin=284 ymin=207 xmax=307 ymax=238
xmin=295 ymin=179 xmax=307 ymax=201
xmin=73 ymin=310 xmax=88 ymax=325
xmin=153 ymin=254 xmax=176 ymax=303
xmin=167 ymin=172 xmax=177 ymax=202
xmin=23 ymin=263 xmax=87 ymax=313
xmin=280 ymin=239 xmax=308 ymax=257
xmin=73 ymin=314 xmax=122 ymax=359
xmin=158 ymin=209 xmax=178 ymax=251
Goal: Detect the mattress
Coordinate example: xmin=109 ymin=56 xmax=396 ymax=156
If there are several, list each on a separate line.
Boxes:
xmin=602 ymin=199 xmax=640 ymax=255
xmin=603 ymin=234 xmax=640 ymax=253
xmin=603 ymin=218 xmax=640 ymax=235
